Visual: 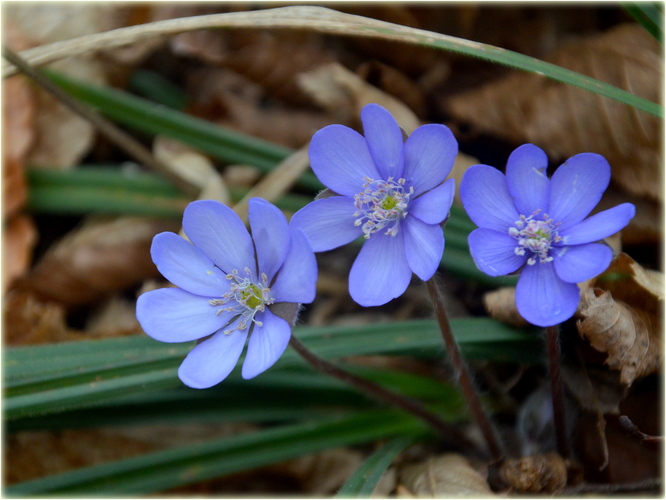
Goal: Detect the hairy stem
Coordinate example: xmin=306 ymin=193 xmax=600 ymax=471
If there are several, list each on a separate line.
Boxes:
xmin=2 ymin=45 xmax=198 ymax=196
xmin=426 ymin=278 xmax=504 ymax=463
xmin=546 ymin=324 xmax=571 ymax=458
xmin=288 ymin=335 xmax=478 ymax=453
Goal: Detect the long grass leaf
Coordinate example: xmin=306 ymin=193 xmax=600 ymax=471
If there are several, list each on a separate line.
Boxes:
xmin=336 ymin=436 xmax=415 ymax=497
xmin=6 ymin=410 xmax=428 ymax=496
xmin=4 ymin=7 xmax=661 ymax=116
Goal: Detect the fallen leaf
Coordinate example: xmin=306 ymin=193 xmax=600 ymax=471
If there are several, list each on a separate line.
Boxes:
xmin=497 ymin=453 xmax=567 ymax=494
xmin=153 ymin=136 xmax=229 ymax=204
xmin=3 ymin=215 xmax=38 ymax=294
xmin=446 ymin=23 xmax=662 ymax=202
xmin=483 ymin=287 xmax=529 ymax=328
xmin=4 ymin=290 xmax=74 ymax=345
xmin=233 ymin=146 xmax=310 ymax=222
xmin=16 ymin=216 xmax=179 ymax=307
xmin=298 ymin=62 xmax=421 ymax=134
xmin=399 ymin=454 xmax=495 ymax=497
xmin=577 ymin=289 xmax=661 ymax=386
xmin=356 ymin=61 xmax=427 ymax=117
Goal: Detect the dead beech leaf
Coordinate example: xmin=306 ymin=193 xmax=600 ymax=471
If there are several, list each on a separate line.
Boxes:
xmin=399 ymin=454 xmax=495 ymax=498
xmin=153 ymin=136 xmax=229 ymax=204
xmin=446 ymin=23 xmax=662 ymax=202
xmin=498 ymin=453 xmax=567 ymax=494
xmin=577 ymin=289 xmax=662 ymax=386
xmin=17 ymin=216 xmax=179 ymax=306
xmin=4 ymin=291 xmax=74 ymax=346
xmin=3 ymin=215 xmax=38 ymax=294
xmin=233 ymin=146 xmax=310 ymax=222
xmin=298 ymin=62 xmax=420 ymax=134
xmin=483 ymin=286 xmax=529 ymax=328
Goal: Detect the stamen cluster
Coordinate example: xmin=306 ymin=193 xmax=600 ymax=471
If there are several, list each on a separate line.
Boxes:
xmin=509 ymin=211 xmax=562 ymax=265
xmin=210 ymin=267 xmax=274 ymax=334
xmin=353 ymin=176 xmax=413 ymax=238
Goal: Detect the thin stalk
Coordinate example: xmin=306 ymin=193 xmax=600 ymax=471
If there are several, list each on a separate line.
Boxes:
xmin=426 ymin=278 xmax=504 ymax=463
xmin=2 ymin=46 xmax=198 ymax=197
xmin=288 ymin=335 xmax=478 ymax=454
xmin=546 ymin=324 xmax=571 ymax=458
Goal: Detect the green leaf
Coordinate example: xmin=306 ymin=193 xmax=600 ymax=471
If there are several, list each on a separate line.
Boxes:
xmin=43 ymin=70 xmax=323 ymax=190
xmin=6 ymin=410 xmax=429 ymax=496
xmin=624 ymin=2 xmax=663 ymax=42
xmin=5 ymin=319 xmax=540 ymax=419
xmin=129 ymin=69 xmax=189 ymax=110
xmin=336 ymin=436 xmax=415 ymax=497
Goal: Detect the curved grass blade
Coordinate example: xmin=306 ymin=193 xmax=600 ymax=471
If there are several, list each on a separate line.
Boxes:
xmin=336 ymin=436 xmax=415 ymax=497
xmin=4 ymin=7 xmax=661 ymax=116
xmin=6 ymin=410 xmax=429 ymax=496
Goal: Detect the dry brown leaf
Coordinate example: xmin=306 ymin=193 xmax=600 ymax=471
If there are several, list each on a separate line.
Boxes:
xmin=399 ymin=454 xmax=495 ymax=498
xmin=2 ymin=70 xmax=35 ymax=218
xmin=153 ymin=136 xmax=230 ymax=204
xmin=233 ymin=146 xmax=310 ymax=222
xmin=16 ymin=216 xmax=179 ymax=306
xmin=3 ymin=215 xmax=38 ymax=294
xmin=483 ymin=286 xmax=529 ymax=328
xmin=497 ymin=453 xmax=567 ymax=494
xmin=186 ymin=68 xmax=332 ymax=148
xmin=446 ymin=23 xmax=662 ymax=202
xmin=85 ymin=296 xmax=143 ymax=337
xmin=356 ymin=61 xmax=427 ymax=117
xmin=275 ymin=449 xmax=365 ymax=496
xmin=4 ymin=290 xmax=74 ymax=345
xmin=577 ymin=289 xmax=662 ymax=386
xmin=298 ymin=62 xmax=420 ymax=134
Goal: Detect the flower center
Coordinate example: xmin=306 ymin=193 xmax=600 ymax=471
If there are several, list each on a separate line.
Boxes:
xmin=209 ymin=267 xmax=274 ymax=334
xmin=509 ymin=211 xmax=562 ymax=265
xmin=353 ymin=176 xmax=413 ymax=239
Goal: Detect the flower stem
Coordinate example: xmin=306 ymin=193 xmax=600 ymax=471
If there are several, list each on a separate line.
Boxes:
xmin=288 ymin=335 xmax=478 ymax=453
xmin=426 ymin=278 xmax=504 ymax=463
xmin=546 ymin=324 xmax=571 ymax=458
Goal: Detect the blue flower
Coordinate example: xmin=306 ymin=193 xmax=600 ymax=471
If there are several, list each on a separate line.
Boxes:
xmin=460 ymin=144 xmax=636 ymax=327
xmin=291 ymin=103 xmax=457 ymax=307
xmin=136 ymin=198 xmax=317 ymax=388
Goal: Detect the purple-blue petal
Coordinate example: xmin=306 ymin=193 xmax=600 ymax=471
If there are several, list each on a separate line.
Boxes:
xmin=178 ymin=328 xmax=248 ymax=388
xmin=548 ymin=153 xmax=611 ymax=230
xmin=515 ymin=262 xmax=580 ymax=327
xmin=403 ymin=124 xmax=457 ymax=196
xmin=360 ymin=103 xmax=404 ymax=180
xmin=402 ymin=216 xmax=443 ymax=281
xmin=290 ymin=197 xmax=361 ymax=252
xmin=349 ymin=231 xmax=412 ymax=306
xmin=468 ymin=228 xmax=527 ymax=277
xmin=505 ymin=144 xmax=550 ymax=216
xmin=558 ymin=203 xmax=636 ymax=246
xmin=136 ymin=288 xmax=234 ymax=343
xmin=183 ymin=200 xmax=255 ymax=275
xmin=553 ymin=243 xmax=613 ymax=283
xmin=150 ymin=232 xmax=229 ymax=297
xmin=248 ymin=198 xmax=290 ymax=281
xmin=241 ymin=309 xmax=291 ymax=380
xmin=409 ymin=178 xmax=455 ymax=225
xmin=271 ymin=228 xmax=318 ymax=304
xmin=460 ymin=164 xmax=520 ymax=232
xmin=309 ymin=125 xmax=381 ymax=196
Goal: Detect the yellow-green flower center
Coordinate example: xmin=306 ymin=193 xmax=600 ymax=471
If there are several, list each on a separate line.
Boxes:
xmin=240 ymin=284 xmax=264 ymax=310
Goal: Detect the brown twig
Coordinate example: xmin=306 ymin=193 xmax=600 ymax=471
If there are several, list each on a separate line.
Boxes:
xmin=618 ymin=415 xmax=663 ymax=444
xmin=288 ymin=335 xmax=479 ymax=454
xmin=2 ymin=45 xmax=198 ymax=197
xmin=426 ymin=278 xmax=504 ymax=463
xmin=546 ymin=324 xmax=571 ymax=459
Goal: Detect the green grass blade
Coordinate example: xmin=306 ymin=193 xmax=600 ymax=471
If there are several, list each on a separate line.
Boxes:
xmin=129 ymin=69 xmax=189 ymax=109
xmin=5 ymin=319 xmax=539 ymax=419
xmin=6 ymin=410 xmax=429 ymax=496
xmin=43 ymin=70 xmax=323 ymax=190
xmin=336 ymin=436 xmax=415 ymax=497
xmin=624 ymin=2 xmax=663 ymax=42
